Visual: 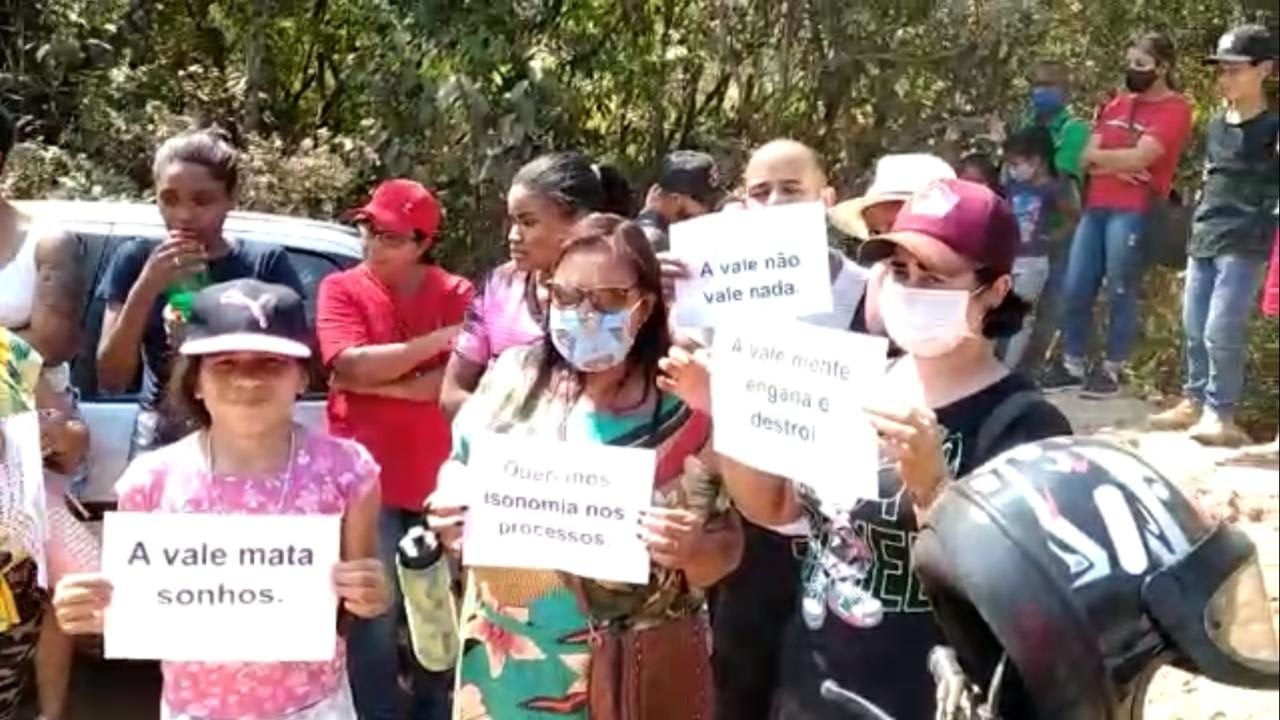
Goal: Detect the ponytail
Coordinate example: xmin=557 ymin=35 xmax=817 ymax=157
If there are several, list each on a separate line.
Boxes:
xmin=512 ymin=151 xmax=635 ymax=218
xmin=594 ymin=164 xmax=635 ymax=216
xmin=153 ymin=125 xmax=241 ymax=194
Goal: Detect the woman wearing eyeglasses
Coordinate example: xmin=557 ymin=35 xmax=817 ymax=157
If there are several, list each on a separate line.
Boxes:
xmin=315 ymin=179 xmax=474 ymax=719
xmin=426 ymin=214 xmax=742 ymax=720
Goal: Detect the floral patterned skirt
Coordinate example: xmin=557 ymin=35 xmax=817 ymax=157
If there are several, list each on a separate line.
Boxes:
xmin=455 ymin=579 xmax=591 ymax=720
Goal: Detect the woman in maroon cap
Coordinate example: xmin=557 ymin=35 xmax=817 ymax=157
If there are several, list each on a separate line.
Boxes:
xmin=669 ymin=179 xmax=1073 ymax=719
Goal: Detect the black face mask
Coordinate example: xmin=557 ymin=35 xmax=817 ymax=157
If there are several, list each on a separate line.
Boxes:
xmin=1125 ymin=68 xmax=1158 ymax=93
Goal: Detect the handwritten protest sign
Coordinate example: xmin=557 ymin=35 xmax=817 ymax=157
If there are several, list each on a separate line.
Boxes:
xmin=670 ymin=201 xmax=833 ymax=327
xmin=102 ymin=512 xmax=341 ymax=662
xmin=711 ymin=321 xmax=888 ymax=505
xmin=462 ymin=434 xmax=654 ymax=584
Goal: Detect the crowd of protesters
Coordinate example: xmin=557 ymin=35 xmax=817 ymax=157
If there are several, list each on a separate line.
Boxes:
xmin=0 ymin=22 xmax=1274 ymax=720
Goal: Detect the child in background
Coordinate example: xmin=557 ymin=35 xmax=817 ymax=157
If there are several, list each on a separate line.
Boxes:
xmin=52 ymin=280 xmax=390 ymax=720
xmin=1000 ymin=127 xmax=1081 ymax=367
xmin=955 ymin=152 xmax=1004 ymax=197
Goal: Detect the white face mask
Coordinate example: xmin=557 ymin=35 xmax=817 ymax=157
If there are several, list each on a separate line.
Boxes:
xmin=879 ymin=279 xmax=974 ymax=358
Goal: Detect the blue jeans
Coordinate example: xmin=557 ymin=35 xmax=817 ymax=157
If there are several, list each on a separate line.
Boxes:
xmin=999 ymin=256 xmax=1052 ymax=367
xmin=1059 ymin=208 xmax=1146 ymax=364
xmin=347 ymin=508 xmax=452 ymax=720
xmin=1182 ymin=254 xmax=1267 ymax=415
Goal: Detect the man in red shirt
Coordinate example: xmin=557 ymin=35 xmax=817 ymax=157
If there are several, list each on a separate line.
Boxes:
xmin=1041 ymin=31 xmax=1193 ymax=398
xmin=317 ymin=179 xmax=473 ymax=720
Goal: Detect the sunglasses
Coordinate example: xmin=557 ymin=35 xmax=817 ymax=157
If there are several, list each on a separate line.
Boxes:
xmin=547 ymin=283 xmax=640 ymax=313
xmin=361 ymin=226 xmax=418 ymax=248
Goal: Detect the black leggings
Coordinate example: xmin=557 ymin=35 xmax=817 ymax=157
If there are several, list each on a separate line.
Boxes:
xmin=710 ymin=520 xmax=803 ymax=720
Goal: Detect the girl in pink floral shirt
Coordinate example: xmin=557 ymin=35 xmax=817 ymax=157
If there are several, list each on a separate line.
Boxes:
xmin=52 ymin=279 xmax=391 ymax=719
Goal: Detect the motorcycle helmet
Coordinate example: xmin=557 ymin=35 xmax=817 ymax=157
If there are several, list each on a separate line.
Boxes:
xmin=914 ymin=436 xmax=1278 ymax=719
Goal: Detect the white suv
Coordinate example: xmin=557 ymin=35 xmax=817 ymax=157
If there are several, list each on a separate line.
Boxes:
xmin=14 ymin=200 xmax=363 ymax=518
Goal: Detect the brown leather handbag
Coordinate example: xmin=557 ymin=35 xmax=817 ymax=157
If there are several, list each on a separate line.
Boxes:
xmin=586 ymin=612 xmax=714 ymax=720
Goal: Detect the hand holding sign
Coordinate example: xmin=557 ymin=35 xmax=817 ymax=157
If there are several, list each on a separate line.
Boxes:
xmin=53 ymin=573 xmax=113 ymax=635
xmin=425 ymin=460 xmax=471 ymax=556
xmin=657 ymin=251 xmax=692 ymax=304
xmin=657 ymin=345 xmax=712 ymax=414
xmin=866 ymin=403 xmax=948 ymax=510
xmin=639 ymin=507 xmax=706 ymax=571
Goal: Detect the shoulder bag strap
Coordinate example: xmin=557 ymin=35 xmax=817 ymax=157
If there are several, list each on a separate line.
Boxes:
xmin=973 ymin=389 xmax=1045 ymax=462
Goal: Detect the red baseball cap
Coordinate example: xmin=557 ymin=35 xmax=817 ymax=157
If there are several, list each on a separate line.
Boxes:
xmin=348 ymin=179 xmax=442 ymax=241
xmin=859 ymin=178 xmax=1019 ymax=276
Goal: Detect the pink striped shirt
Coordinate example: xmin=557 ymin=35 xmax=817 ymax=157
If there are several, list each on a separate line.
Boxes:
xmin=454 ymin=262 xmax=544 ymax=367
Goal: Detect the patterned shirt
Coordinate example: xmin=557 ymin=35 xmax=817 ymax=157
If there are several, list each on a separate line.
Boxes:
xmin=453 ymin=263 xmax=545 ymax=368
xmin=115 ymin=429 xmax=378 ymax=719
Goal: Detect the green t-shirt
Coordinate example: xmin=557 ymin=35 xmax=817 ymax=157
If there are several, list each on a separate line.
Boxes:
xmin=1018 ymin=108 xmax=1091 ymax=184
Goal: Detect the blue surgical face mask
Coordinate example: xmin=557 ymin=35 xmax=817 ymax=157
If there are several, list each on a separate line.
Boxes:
xmin=548 ymin=305 xmax=637 ymax=372
xmin=1030 ymin=86 xmax=1066 ymax=116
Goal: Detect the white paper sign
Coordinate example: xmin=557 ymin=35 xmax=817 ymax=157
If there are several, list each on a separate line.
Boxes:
xmin=1 ymin=412 xmax=49 ymax=586
xmin=711 ymin=321 xmax=889 ymax=505
xmin=462 ymin=434 xmax=654 ymax=584
xmin=671 ymin=202 xmax=834 ymax=327
xmin=102 ymin=512 xmax=341 ymax=662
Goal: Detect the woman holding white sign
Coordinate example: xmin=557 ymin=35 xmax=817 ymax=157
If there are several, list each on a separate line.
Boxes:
xmin=52 ymin=280 xmax=390 ymax=720
xmin=427 ymin=214 xmax=741 ymax=720
xmin=691 ymin=179 xmax=1074 ymax=719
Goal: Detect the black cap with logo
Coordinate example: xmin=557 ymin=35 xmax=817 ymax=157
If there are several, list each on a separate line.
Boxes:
xmin=1206 ymin=24 xmax=1279 ymax=64
xmin=179 ymin=279 xmax=312 ymax=358
xmin=657 ymin=150 xmax=723 ymax=208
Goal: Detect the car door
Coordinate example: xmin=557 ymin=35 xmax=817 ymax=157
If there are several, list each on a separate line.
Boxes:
xmin=274 ymin=245 xmax=357 ymax=431
xmin=71 ymin=228 xmax=157 ymax=512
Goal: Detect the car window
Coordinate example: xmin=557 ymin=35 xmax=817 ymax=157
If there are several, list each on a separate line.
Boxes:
xmin=72 ymin=232 xmax=147 ymax=401
xmin=284 ymin=248 xmax=345 ymax=325
xmin=282 ymin=248 xmax=352 ymax=396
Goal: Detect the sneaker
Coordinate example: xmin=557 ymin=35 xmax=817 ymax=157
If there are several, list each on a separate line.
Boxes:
xmin=1039 ymin=361 xmax=1084 ymax=392
xmin=1189 ymin=412 xmax=1252 ymax=448
xmin=1080 ymin=367 xmax=1121 ymax=399
xmin=1148 ymin=399 xmax=1203 ymax=431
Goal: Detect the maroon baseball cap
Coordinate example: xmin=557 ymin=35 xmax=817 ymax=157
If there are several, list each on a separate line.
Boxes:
xmin=859 ymin=178 xmax=1019 ymax=276
xmin=348 ymin=179 xmax=442 ymax=241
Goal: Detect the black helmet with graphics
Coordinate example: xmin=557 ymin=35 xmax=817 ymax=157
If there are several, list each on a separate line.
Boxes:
xmin=914 ymin=436 xmax=1278 ymax=719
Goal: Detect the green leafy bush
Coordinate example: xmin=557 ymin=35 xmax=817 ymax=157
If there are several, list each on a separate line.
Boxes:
xmin=3 ymin=0 xmax=1275 ymax=427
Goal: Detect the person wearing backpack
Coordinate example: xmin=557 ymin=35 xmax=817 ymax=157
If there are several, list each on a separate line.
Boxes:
xmin=682 ymin=179 xmax=1074 ymax=718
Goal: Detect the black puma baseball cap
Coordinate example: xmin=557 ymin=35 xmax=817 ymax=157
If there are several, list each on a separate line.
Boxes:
xmin=179 ymin=279 xmax=311 ymax=358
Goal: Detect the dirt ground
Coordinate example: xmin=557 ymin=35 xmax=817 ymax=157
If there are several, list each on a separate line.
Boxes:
xmin=1050 ymin=395 xmax=1280 ymax=720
